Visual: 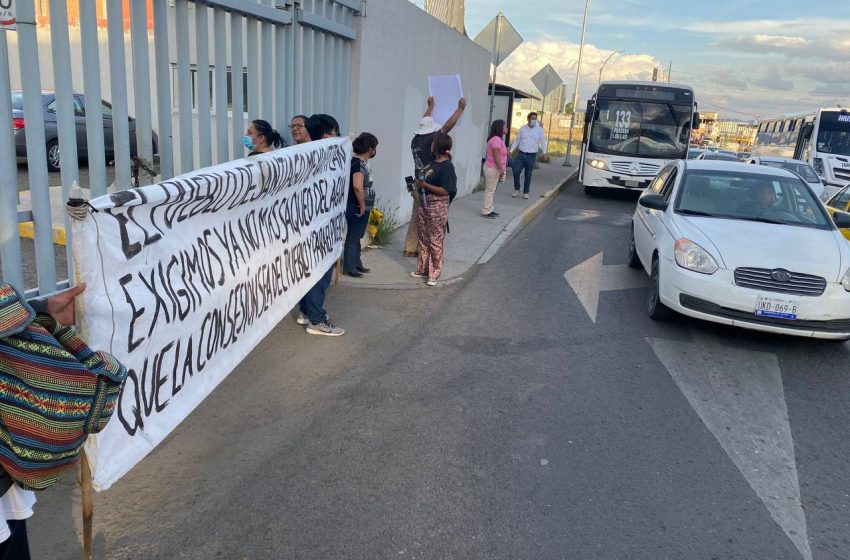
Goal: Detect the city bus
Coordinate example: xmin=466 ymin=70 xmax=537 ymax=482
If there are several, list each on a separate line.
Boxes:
xmin=753 ymin=108 xmax=850 ymax=193
xmin=579 ymin=81 xmax=700 ymax=195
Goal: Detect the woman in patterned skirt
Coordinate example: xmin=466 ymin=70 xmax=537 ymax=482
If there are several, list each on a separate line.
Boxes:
xmin=410 ymin=133 xmax=457 ymax=287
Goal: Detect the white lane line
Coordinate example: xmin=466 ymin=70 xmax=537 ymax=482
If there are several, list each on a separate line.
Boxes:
xmin=564 ymin=252 xmax=648 ymax=322
xmin=647 ymin=331 xmax=811 ymax=560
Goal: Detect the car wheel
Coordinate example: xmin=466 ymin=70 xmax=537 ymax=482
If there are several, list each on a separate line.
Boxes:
xmin=584 ymin=184 xmax=597 ymax=196
xmin=627 ymin=226 xmax=642 ymax=269
xmin=46 ymin=140 xmax=61 ymax=172
xmin=647 ymin=255 xmax=673 ymax=320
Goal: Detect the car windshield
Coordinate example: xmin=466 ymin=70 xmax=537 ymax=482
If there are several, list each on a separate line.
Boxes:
xmin=761 ymin=160 xmax=820 ymax=183
xmin=10 ymin=92 xmax=23 ymax=110
xmin=590 ymin=100 xmax=692 ymax=158
xmin=676 ymin=170 xmax=832 ymax=230
xmin=700 ymin=152 xmax=739 ymax=161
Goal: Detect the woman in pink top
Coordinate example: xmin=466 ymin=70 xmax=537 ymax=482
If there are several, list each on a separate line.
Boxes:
xmin=481 ymin=120 xmax=508 ymax=218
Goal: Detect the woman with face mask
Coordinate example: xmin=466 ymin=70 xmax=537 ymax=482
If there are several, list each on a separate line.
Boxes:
xmin=343 ymin=133 xmax=379 ymax=277
xmin=244 ymin=119 xmax=285 ymax=155
xmin=481 ymin=119 xmax=508 ymax=218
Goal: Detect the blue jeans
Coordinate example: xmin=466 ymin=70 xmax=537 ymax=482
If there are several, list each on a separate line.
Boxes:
xmin=512 ymin=151 xmax=537 ymax=193
xmin=298 ymin=265 xmax=334 ymax=324
xmin=343 ymin=204 xmax=369 ymax=272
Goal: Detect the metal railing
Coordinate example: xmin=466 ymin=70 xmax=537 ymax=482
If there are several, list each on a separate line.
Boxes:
xmin=1 ymin=0 xmax=361 ymax=296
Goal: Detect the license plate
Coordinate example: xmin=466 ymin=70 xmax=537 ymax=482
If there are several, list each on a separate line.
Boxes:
xmin=754 ymin=295 xmax=799 ymax=320
xmin=625 ymin=180 xmax=639 ymax=188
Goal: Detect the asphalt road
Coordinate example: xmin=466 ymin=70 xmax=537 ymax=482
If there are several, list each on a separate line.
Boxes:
xmin=31 ymin=180 xmax=850 ymax=559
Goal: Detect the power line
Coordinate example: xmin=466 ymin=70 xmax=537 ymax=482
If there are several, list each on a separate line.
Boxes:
xmin=696 ymin=98 xmax=758 ymax=118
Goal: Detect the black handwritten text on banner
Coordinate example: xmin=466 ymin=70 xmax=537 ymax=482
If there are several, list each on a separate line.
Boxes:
xmin=72 ymin=138 xmax=351 ymax=490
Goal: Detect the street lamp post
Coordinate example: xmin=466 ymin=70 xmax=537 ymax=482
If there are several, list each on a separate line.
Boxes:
xmin=563 ymin=0 xmax=590 ymax=167
xmin=598 ymin=50 xmax=624 ymax=86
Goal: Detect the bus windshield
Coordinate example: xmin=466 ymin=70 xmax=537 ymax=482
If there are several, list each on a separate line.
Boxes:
xmin=589 ymin=99 xmax=692 ymax=158
xmin=816 ymin=112 xmax=850 ymax=157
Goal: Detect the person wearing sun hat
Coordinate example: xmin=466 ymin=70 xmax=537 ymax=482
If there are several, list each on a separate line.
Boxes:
xmin=403 ymin=96 xmax=466 ymax=258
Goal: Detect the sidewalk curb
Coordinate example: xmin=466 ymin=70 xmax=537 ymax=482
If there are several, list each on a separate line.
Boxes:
xmin=342 ymin=167 xmax=579 ymax=290
xmin=476 ymin=168 xmax=578 ymax=264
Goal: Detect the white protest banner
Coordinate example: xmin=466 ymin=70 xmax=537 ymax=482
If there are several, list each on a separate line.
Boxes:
xmin=73 ymin=138 xmax=351 ymax=490
xmin=0 ymin=0 xmax=16 ymax=30
xmin=428 ymin=74 xmax=464 ymax=126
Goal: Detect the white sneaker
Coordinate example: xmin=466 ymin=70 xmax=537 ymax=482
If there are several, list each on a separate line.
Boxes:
xmin=410 ymin=271 xmax=428 ymax=278
xmin=295 ymin=312 xmax=309 ymax=325
xmin=522 ymin=193 xmax=530 ymax=199
xmin=426 ymin=277 xmax=438 ymax=286
xmin=305 ymin=319 xmax=345 ymax=336
xmin=512 ymin=190 xmax=519 ymax=198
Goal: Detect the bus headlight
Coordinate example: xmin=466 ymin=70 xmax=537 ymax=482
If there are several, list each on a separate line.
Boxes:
xmin=586 ymin=159 xmax=609 ymax=170
xmin=813 ymin=158 xmax=825 ymax=176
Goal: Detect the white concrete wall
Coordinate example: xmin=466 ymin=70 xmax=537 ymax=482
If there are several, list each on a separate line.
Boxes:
xmin=349 ymin=0 xmax=491 ymax=224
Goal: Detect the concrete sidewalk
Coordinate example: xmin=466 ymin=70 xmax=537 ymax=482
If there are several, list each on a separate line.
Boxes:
xmin=340 ymin=157 xmax=579 ymax=289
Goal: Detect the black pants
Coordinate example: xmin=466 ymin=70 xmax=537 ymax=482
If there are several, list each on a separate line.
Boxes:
xmin=0 ymin=520 xmax=30 ymax=560
xmin=343 ymin=204 xmax=369 ymax=273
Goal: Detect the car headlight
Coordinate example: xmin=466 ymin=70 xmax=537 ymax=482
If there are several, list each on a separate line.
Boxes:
xmin=820 ymin=190 xmax=830 ymax=203
xmin=841 ymin=269 xmax=850 ymax=292
xmin=813 ymin=157 xmax=825 ymax=176
xmin=586 ymin=159 xmax=609 ymax=170
xmin=674 ymin=238 xmax=719 ymax=275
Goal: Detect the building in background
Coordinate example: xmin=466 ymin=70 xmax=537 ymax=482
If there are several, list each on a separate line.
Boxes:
xmin=519 ymin=83 xmax=569 ymax=115
xmin=424 ymin=0 xmax=465 ymax=34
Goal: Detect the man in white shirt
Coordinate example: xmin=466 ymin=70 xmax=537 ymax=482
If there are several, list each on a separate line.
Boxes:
xmin=510 ymin=112 xmax=548 ymax=199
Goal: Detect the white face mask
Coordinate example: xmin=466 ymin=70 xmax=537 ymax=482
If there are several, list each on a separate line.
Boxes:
xmin=529 ymin=119 xmax=538 ymax=128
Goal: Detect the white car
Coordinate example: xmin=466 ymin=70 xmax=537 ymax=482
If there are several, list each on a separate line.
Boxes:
xmin=747 ymin=156 xmax=832 ymax=202
xmin=628 ymin=160 xmax=850 ymax=340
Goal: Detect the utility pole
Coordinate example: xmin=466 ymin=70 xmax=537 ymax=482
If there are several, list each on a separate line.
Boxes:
xmin=667 ymin=60 xmax=672 ymax=83
xmin=563 ymin=0 xmax=589 ymax=167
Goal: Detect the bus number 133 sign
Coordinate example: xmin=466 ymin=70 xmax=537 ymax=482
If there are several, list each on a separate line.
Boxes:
xmin=0 ymin=0 xmax=15 ymax=31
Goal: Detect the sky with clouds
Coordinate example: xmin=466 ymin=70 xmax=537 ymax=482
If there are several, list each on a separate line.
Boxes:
xmin=409 ymin=0 xmax=850 ymax=121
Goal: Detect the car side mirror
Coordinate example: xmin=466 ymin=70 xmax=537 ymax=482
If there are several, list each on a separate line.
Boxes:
xmin=832 ymin=210 xmax=850 ymax=229
xmin=692 ymin=112 xmax=701 ymax=130
xmin=639 ymin=193 xmax=669 ymax=211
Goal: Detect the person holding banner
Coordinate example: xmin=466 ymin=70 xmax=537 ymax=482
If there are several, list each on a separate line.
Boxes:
xmin=295 ymin=114 xmax=346 ymax=336
xmin=0 ymin=282 xmax=87 ymax=560
xmin=343 ymin=133 xmax=379 ymax=278
xmin=403 ymin=96 xmax=466 ymax=258
xmin=289 ymin=115 xmax=310 ymax=145
xmin=410 ymin=133 xmax=457 ymax=287
xmin=481 ymin=119 xmax=508 ymax=218
xmin=244 ymin=119 xmax=286 ymax=155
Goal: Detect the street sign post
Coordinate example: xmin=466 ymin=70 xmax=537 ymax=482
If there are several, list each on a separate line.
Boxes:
xmin=474 ymin=12 xmax=522 ymax=135
xmin=531 ymin=63 xmax=563 ymax=151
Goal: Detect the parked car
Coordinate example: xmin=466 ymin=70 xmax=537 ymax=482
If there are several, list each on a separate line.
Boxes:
xmin=11 ymin=90 xmax=158 ymax=172
xmin=687 ymin=148 xmax=706 ymax=159
xmin=825 ymin=184 xmax=850 ymax=241
xmin=628 ymin=159 xmax=850 ymax=340
xmin=736 ymin=151 xmax=751 ymax=161
xmin=746 ymin=156 xmax=830 ymax=201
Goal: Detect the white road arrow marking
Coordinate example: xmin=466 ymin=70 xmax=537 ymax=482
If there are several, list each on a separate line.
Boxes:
xmin=647 ymin=331 xmax=811 ymax=560
xmin=564 ymin=252 xmax=648 ymax=322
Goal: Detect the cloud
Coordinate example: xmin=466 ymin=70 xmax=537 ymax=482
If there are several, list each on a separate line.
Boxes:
xmin=712 ymin=34 xmax=850 ymax=61
xmin=497 ymin=40 xmax=660 ymax=100
xmin=701 ymin=66 xmax=749 ymax=91
xmin=683 ymin=18 xmax=850 ymax=36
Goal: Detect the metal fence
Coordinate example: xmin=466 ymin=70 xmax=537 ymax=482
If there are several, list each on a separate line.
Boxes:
xmin=0 ymin=0 xmax=361 ymax=296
